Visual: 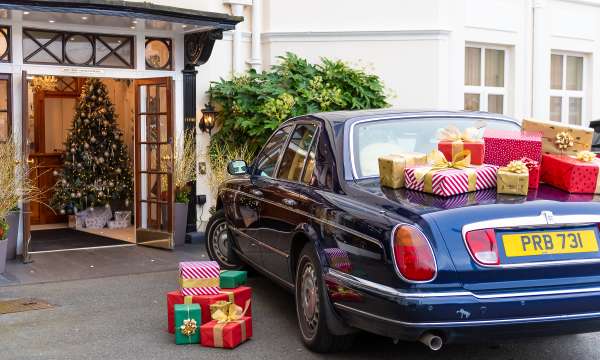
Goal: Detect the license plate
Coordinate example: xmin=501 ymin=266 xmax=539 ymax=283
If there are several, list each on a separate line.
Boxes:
xmin=502 ymin=229 xmax=598 ymax=257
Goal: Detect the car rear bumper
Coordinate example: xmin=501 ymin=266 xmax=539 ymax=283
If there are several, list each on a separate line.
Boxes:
xmin=324 ymin=269 xmax=600 ymax=343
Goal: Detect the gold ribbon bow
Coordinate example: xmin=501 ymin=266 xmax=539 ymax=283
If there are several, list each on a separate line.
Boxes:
xmin=180 ymin=318 xmax=197 ymax=337
xmin=211 ymin=300 xmax=250 ymax=324
xmin=505 ymin=160 xmax=529 ymax=174
xmin=437 ymin=125 xmax=483 ymax=143
xmin=413 ymin=150 xmax=477 ymax=193
xmin=576 ymin=151 xmax=596 ymax=163
xmin=555 ymin=131 xmax=575 ymax=151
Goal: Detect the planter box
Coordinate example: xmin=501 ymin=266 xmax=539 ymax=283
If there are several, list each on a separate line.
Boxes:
xmin=0 ymin=239 xmax=7 ymax=274
xmin=174 ymin=203 xmax=188 ymax=247
xmin=6 ymin=210 xmax=19 ymax=260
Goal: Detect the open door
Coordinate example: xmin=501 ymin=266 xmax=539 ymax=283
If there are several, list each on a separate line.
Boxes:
xmin=134 ymin=77 xmax=174 ymax=249
xmin=21 ymin=71 xmax=32 ymax=262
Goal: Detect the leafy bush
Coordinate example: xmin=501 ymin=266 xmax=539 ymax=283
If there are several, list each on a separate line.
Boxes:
xmin=208 ymin=53 xmax=389 ymax=155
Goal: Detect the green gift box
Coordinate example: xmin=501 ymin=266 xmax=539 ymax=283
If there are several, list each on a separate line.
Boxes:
xmin=219 ymin=270 xmax=247 ymax=289
xmin=174 ymin=303 xmax=201 ymax=345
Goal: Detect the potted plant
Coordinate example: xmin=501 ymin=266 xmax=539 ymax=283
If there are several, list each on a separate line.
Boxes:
xmin=5 ymin=205 xmax=20 ymax=260
xmin=173 ymin=131 xmax=196 ymax=247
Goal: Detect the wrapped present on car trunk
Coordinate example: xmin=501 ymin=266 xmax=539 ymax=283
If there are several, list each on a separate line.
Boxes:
xmin=404 ymin=150 xmax=498 ymax=197
xmin=436 ymin=125 xmax=485 ymax=165
xmin=497 ymin=160 xmax=530 ymax=196
xmin=378 ymin=152 xmax=427 ymax=189
xmin=178 ymin=261 xmax=220 ymax=296
xmin=522 ymin=118 xmax=594 ymax=156
xmin=483 ymin=129 xmax=542 ymax=166
xmin=541 ymin=152 xmax=600 ymax=194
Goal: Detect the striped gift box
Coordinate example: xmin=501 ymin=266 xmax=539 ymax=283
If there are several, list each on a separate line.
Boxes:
xmin=178 ymin=261 xmax=220 ymax=296
xmin=405 ymin=165 xmax=498 ymax=197
xmin=405 ymin=188 xmax=497 ymax=209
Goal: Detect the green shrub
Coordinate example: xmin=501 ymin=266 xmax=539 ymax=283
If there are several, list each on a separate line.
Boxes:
xmin=208 ymin=53 xmax=389 ymax=156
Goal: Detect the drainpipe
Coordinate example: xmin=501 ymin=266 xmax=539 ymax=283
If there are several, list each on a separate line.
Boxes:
xmin=531 ymin=0 xmax=549 ymax=119
xmin=224 ymin=0 xmax=251 ymax=74
xmin=247 ymin=0 xmax=262 ymax=72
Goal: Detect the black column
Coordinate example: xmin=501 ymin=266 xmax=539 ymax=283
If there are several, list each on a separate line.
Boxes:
xmin=183 ymin=65 xmax=198 ymax=234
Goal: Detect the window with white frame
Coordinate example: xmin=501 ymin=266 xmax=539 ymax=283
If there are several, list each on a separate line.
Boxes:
xmin=549 ymin=53 xmax=584 ymax=125
xmin=464 ymin=45 xmax=507 ymax=114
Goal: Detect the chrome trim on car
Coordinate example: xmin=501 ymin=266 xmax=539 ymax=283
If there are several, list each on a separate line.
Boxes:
xmin=222 ymin=188 xmax=384 ymax=249
xmin=390 ymin=224 xmax=438 ymax=284
xmin=462 ymin=213 xmax=600 ymax=268
xmin=334 ymin=302 xmax=600 ymax=327
xmin=229 ymin=226 xmax=289 ymax=258
xmin=347 ymin=114 xmax=520 ymax=180
xmin=325 ymin=268 xmax=600 ymax=300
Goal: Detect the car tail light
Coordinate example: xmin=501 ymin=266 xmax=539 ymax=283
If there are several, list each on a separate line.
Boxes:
xmin=465 ymin=229 xmax=499 ymax=265
xmin=392 ymin=225 xmax=437 ymax=282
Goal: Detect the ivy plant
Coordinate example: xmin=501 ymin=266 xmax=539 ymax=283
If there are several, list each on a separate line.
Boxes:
xmin=208 ymin=53 xmax=389 ymax=156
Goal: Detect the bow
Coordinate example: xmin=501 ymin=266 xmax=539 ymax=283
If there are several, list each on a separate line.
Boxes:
xmin=180 ymin=318 xmax=197 ymax=337
xmin=414 ymin=150 xmax=473 ymax=182
xmin=437 ymin=125 xmax=483 ymax=143
xmin=555 ymin=132 xmax=575 ymax=151
xmin=505 ymin=160 xmax=529 ymax=174
xmin=576 ymin=151 xmax=596 ymax=163
xmin=211 ymin=300 xmax=251 ymax=324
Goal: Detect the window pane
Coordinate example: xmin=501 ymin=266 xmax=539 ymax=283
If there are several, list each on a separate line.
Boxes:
xmin=569 ymin=97 xmax=582 ymax=125
xmin=145 ymin=38 xmax=172 ymax=70
xmin=488 ymin=94 xmax=504 ymax=114
xmin=254 ymin=126 xmax=292 ymax=177
xmin=465 ymin=47 xmax=481 ymax=86
xmin=566 ymin=56 xmax=583 ymax=91
xmin=277 ymin=124 xmax=317 ymax=182
xmin=464 ymin=93 xmax=480 ymax=111
xmin=302 ymin=140 xmax=317 ymax=185
xmin=485 ymin=49 xmax=505 ymax=87
xmin=550 ymin=54 xmax=563 ymax=90
xmin=549 ymin=96 xmax=562 ymax=122
xmin=0 ymin=112 xmax=7 ymax=142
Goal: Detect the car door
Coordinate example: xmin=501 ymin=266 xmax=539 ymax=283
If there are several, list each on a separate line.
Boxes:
xmin=233 ymin=125 xmax=293 ymax=267
xmin=254 ymin=121 xmax=319 ymax=284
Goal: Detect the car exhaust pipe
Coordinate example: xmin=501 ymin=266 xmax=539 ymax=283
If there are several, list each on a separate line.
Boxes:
xmin=419 ymin=332 xmax=443 ymax=351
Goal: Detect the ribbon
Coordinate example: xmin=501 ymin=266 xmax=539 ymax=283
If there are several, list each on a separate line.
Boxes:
xmin=437 ymin=125 xmax=484 ymax=160
xmin=413 ymin=150 xmax=477 ymax=193
xmin=179 ymin=305 xmax=198 ymax=344
xmin=211 ymin=300 xmax=251 ymax=348
xmin=183 ymin=296 xmax=193 ymax=304
xmin=505 ymin=160 xmax=529 ymax=174
xmin=179 ymin=277 xmax=220 ymax=289
xmin=220 ymin=290 xmax=235 ymax=303
xmin=576 ymin=151 xmax=596 ymax=163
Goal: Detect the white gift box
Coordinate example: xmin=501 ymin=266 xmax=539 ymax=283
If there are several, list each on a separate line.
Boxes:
xmin=108 ymin=220 xmax=129 ymax=229
xmin=82 ymin=206 xmax=112 ymax=229
xmin=114 ymin=211 xmax=131 ymax=222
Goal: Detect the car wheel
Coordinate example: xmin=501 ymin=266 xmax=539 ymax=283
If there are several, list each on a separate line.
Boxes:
xmin=295 ymin=243 xmax=354 ymax=353
xmin=206 ymin=210 xmax=243 ymax=270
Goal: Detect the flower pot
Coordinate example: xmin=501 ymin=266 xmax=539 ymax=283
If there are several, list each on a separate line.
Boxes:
xmin=6 ymin=210 xmax=19 ymax=260
xmin=0 ymin=239 xmax=7 ymax=274
xmin=174 ymin=202 xmax=189 ymax=247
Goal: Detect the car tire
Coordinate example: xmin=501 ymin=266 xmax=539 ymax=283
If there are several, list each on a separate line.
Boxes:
xmin=295 ymin=243 xmax=354 ymax=353
xmin=205 ymin=209 xmax=243 ymax=270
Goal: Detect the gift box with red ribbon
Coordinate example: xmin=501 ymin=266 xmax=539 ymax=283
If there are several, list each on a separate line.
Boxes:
xmin=541 ymin=153 xmax=600 ymax=194
xmin=166 ymin=286 xmax=252 ymax=334
xmin=483 ymin=130 xmax=542 ymax=167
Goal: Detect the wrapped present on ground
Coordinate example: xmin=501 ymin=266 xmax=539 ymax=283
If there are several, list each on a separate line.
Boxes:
xmin=404 ymin=151 xmax=498 ymax=197
xmin=324 ymin=248 xmax=352 ymax=273
xmin=541 ymin=152 xmax=600 ymax=194
xmin=497 ymin=160 xmax=529 ymax=196
xmin=82 ymin=205 xmax=112 ymax=229
xmin=179 ymin=261 xmax=220 ymax=296
xmin=219 ymin=270 xmax=247 ymax=289
xmin=68 ymin=214 xmax=85 ymax=229
xmin=483 ymin=129 xmax=542 ymax=166
xmin=201 ymin=301 xmax=252 ymax=349
xmin=107 ymin=219 xmax=129 ymax=229
xmin=522 ymin=118 xmax=594 ymax=156
xmin=114 ymin=210 xmax=131 ymax=222
xmin=378 ymin=152 xmax=427 ymax=189
xmin=520 ymin=157 xmax=540 ymax=189
xmin=167 ymin=286 xmax=252 ymax=333
xmin=437 ymin=125 xmax=485 ymax=165
xmin=174 ymin=303 xmax=201 ymax=345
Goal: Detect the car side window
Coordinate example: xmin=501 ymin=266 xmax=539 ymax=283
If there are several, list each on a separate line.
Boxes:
xmin=254 ymin=126 xmax=292 ymax=177
xmin=277 ymin=124 xmax=317 ymax=183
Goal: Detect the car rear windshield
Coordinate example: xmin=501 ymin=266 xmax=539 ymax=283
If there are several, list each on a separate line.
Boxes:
xmin=351 ymin=116 xmax=520 ymax=179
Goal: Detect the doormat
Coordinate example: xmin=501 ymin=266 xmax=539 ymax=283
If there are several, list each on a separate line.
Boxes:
xmin=0 ymin=298 xmax=54 ymax=314
xmin=31 ymin=228 xmax=131 ymax=252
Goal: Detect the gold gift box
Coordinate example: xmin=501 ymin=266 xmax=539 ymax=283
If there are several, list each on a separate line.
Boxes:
xmin=497 ymin=168 xmax=529 ymax=196
xmin=522 ymin=118 xmax=593 ymax=156
xmin=378 ymin=153 xmax=427 ymax=189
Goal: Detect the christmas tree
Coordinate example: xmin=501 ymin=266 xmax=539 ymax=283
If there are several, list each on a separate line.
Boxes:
xmin=52 ymin=78 xmax=133 ymax=214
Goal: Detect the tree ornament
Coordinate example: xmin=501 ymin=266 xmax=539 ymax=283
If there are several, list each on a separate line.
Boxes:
xmin=71 ymin=192 xmax=76 ymax=198
xmin=71 ymin=148 xmax=76 ymax=153
xmin=60 ymin=209 xmax=66 ymax=215
xmin=102 ymin=131 xmax=107 ymax=136
xmin=77 ymin=192 xmax=82 ymax=197
xmin=53 ymin=170 xmax=59 ymax=176
xmin=84 ymin=119 xmax=90 ymax=124
xmin=91 ymin=136 xmax=96 ymax=143
xmin=104 ymin=151 xmax=109 ymax=157
xmin=84 ymin=143 xmax=90 ymax=149
xmin=116 ymin=168 xmax=122 ymax=174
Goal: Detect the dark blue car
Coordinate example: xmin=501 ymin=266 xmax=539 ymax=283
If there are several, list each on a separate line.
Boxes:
xmin=205 ymin=110 xmax=600 ymax=352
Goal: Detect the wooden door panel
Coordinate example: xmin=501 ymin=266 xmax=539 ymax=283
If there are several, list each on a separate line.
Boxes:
xmin=29 ymin=153 xmax=65 ymax=225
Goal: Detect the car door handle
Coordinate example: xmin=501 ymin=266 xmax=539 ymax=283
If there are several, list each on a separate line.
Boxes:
xmin=282 ymin=198 xmax=298 ymax=207
xmin=250 ymin=189 xmax=263 ymax=197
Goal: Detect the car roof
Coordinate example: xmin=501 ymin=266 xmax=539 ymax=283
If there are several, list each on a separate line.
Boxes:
xmin=299 ymin=109 xmax=520 ymax=125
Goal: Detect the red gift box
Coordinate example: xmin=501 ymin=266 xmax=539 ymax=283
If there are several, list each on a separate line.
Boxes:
xmin=483 ymin=130 xmax=542 ymax=166
xmin=540 ymin=154 xmax=600 ymax=194
xmin=438 ymin=141 xmax=484 ymax=165
xmin=520 ymin=157 xmax=540 ymax=189
xmin=201 ymin=317 xmax=252 ymax=349
xmin=166 ymin=286 xmax=252 ymax=334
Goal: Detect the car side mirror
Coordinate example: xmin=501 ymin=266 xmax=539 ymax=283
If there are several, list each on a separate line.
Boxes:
xmin=227 ymin=160 xmax=248 ymax=175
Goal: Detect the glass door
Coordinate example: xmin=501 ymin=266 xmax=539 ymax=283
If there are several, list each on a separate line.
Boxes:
xmin=134 ymin=77 xmax=174 ymax=249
